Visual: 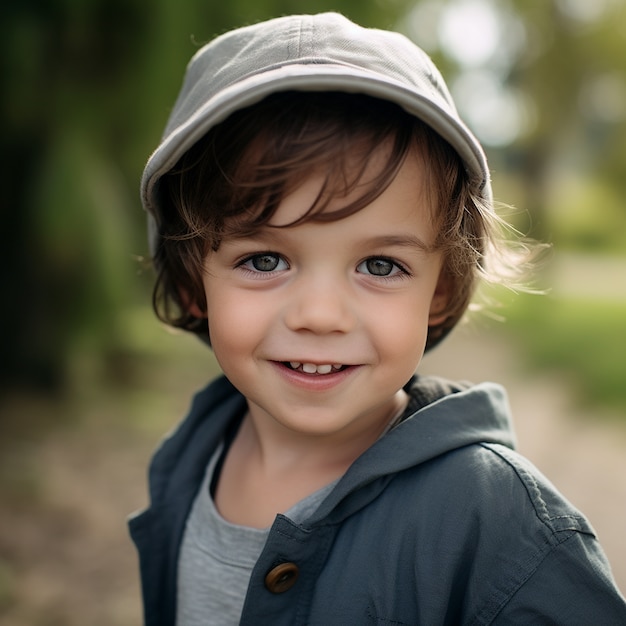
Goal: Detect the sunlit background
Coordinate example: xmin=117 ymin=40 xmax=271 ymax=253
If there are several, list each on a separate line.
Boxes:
xmin=1 ymin=0 xmax=625 ymax=623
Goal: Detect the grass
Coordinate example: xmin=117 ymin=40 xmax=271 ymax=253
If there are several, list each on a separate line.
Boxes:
xmin=502 ymin=292 xmax=626 ymax=418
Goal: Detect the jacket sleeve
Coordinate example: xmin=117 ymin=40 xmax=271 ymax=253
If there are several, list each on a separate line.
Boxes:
xmin=494 ymin=529 xmax=626 ymax=624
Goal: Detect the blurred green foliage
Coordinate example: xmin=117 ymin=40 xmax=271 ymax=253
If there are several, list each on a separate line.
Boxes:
xmin=503 ymin=0 xmax=626 ymax=241
xmin=547 ymin=178 xmax=626 ymax=252
xmin=504 ymin=293 xmax=626 ymax=416
xmin=0 ymin=0 xmax=413 ymax=391
xmin=1 ymin=0 xmax=625 ymax=401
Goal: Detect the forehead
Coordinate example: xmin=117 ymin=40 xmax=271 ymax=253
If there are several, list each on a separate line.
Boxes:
xmin=263 ymin=146 xmax=438 ymax=245
xmin=268 ymin=143 xmax=436 ymax=226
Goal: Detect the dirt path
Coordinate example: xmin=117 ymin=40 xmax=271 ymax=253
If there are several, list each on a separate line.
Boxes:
xmin=0 ymin=326 xmax=624 ymax=624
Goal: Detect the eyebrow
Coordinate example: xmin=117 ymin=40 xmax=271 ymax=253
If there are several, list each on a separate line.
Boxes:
xmin=363 ymin=234 xmax=434 ymax=253
xmin=228 ymin=230 xmax=434 ymax=253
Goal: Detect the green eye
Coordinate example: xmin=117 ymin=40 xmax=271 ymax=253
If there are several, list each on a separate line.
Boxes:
xmin=241 ymin=253 xmax=288 ymax=273
xmin=365 ymin=258 xmax=394 ymax=276
xmin=357 ymin=257 xmax=401 ymax=277
xmin=252 ymin=254 xmax=280 ymax=271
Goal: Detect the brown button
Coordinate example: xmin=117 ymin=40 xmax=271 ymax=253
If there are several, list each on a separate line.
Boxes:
xmin=264 ymin=562 xmax=299 ymax=593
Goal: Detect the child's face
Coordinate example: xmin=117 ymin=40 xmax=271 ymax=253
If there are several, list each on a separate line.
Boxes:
xmin=199 ymin=148 xmax=449 ymax=442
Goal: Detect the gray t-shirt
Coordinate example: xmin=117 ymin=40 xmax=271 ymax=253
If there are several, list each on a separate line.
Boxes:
xmin=176 ymin=443 xmax=337 ymax=625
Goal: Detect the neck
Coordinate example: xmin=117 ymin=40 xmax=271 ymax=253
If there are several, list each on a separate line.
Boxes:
xmin=241 ymin=389 xmax=410 ymax=477
xmin=212 ymin=390 xmax=409 ymax=527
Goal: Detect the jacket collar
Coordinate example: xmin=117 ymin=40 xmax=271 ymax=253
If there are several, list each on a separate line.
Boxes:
xmin=307 ymin=377 xmax=516 ymax=526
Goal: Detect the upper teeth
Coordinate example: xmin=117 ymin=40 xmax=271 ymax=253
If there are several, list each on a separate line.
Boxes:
xmin=290 ymin=362 xmax=343 ymax=374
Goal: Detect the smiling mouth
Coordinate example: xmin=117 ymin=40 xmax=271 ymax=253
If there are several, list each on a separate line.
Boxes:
xmin=284 ymin=362 xmax=347 ymax=375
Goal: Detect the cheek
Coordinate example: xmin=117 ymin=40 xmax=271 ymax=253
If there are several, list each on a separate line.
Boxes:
xmin=370 ymin=294 xmax=431 ymax=362
xmin=207 ymin=293 xmax=244 ymax=345
xmin=205 ymin=287 xmax=271 ymax=360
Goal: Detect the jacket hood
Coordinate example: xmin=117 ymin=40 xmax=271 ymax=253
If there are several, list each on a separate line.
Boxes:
xmin=306 ymin=376 xmax=516 ymax=526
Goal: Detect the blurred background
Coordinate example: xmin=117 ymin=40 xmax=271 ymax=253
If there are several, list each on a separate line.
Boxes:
xmin=1 ymin=0 xmax=625 ymax=623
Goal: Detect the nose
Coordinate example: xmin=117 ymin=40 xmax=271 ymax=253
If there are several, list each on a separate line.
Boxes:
xmin=283 ymin=272 xmax=356 ymax=335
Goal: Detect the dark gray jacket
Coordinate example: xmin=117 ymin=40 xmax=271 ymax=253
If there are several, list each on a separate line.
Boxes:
xmin=129 ymin=375 xmax=626 ymax=625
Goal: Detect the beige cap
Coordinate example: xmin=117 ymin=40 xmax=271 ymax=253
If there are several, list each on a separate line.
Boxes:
xmin=141 ymin=12 xmax=491 ymax=254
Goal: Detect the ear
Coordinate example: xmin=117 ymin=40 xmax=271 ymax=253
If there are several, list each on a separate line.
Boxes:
xmin=428 ymin=271 xmax=451 ymax=327
xmin=179 ymin=288 xmax=207 ymax=319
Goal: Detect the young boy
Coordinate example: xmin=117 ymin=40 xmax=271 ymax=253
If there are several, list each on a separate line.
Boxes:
xmin=130 ymin=12 xmax=626 ymax=625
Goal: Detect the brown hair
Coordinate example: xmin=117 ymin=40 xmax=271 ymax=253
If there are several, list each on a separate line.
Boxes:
xmin=152 ymin=91 xmax=532 ymax=350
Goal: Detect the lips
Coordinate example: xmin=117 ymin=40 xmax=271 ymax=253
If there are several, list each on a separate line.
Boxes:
xmin=286 ymin=362 xmax=345 ymax=375
xmin=271 ymin=360 xmax=358 ymax=391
